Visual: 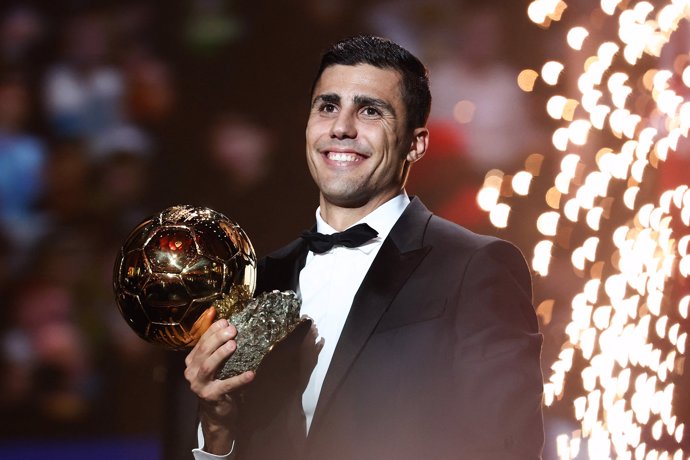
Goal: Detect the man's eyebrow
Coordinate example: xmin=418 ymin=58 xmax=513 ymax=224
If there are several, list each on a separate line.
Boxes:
xmin=312 ymin=93 xmax=340 ymax=107
xmin=312 ymin=93 xmax=396 ymax=116
xmin=354 ymin=95 xmax=396 ymax=116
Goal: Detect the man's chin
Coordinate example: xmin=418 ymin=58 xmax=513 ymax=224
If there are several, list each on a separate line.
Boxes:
xmin=320 ymin=190 xmax=369 ymax=209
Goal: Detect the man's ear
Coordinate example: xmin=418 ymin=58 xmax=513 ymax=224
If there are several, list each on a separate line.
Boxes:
xmin=406 ymin=127 xmax=429 ymax=163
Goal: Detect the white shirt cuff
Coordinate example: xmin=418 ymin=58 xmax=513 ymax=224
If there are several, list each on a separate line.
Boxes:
xmin=192 ymin=422 xmax=235 ymax=460
xmin=192 ymin=447 xmax=233 ymax=460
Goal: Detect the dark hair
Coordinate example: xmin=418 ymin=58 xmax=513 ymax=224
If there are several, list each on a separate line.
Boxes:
xmin=311 ymin=35 xmax=431 ymax=130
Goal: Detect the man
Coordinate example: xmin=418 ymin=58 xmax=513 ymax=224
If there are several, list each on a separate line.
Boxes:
xmin=185 ymin=35 xmax=544 ymax=459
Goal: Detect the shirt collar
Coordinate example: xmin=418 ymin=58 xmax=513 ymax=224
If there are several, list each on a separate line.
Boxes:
xmin=314 ymin=192 xmax=410 ymax=254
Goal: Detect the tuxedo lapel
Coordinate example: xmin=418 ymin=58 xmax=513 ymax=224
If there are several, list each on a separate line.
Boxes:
xmin=308 ymin=198 xmax=433 ymax=437
xmin=257 ymin=238 xmax=308 ymax=294
xmin=243 ymin=238 xmax=310 ymax=459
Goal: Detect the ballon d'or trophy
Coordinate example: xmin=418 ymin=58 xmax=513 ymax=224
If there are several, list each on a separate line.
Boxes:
xmin=113 ymin=205 xmax=309 ymax=379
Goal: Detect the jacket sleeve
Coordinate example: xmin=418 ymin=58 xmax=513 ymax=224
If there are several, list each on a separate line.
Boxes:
xmin=448 ymin=239 xmax=544 ymax=459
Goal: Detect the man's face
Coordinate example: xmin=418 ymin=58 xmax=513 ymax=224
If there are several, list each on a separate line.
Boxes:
xmin=306 ymin=64 xmax=422 ymax=211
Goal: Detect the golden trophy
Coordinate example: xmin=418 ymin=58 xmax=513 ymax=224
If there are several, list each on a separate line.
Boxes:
xmin=113 ymin=205 xmax=307 ymax=379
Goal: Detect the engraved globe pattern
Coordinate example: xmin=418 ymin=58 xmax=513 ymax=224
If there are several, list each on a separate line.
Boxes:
xmin=113 ymin=205 xmax=257 ymax=349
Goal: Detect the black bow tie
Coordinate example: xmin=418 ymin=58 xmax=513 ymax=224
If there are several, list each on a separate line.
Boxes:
xmin=300 ymin=223 xmax=379 ymax=254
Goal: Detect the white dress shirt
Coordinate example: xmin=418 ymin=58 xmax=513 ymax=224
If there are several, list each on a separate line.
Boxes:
xmin=193 ymin=193 xmax=410 ymax=459
xmin=299 ymin=192 xmax=409 ymax=431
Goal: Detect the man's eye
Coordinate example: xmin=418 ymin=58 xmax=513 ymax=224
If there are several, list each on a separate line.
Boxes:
xmin=320 ymin=103 xmax=337 ymax=113
xmin=362 ymin=107 xmax=381 ymax=117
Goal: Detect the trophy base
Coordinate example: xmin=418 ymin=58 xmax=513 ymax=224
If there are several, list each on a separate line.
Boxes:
xmin=214 ymin=290 xmax=306 ymax=379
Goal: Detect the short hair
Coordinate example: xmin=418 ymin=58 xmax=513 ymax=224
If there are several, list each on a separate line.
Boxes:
xmin=311 ymin=35 xmax=431 ymax=130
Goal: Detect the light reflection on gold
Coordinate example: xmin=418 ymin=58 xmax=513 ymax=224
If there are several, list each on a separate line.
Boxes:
xmin=479 ymin=1 xmax=690 ymax=457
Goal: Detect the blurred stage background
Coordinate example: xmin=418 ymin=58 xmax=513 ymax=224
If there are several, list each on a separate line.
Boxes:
xmin=0 ymin=1 xmax=687 ymax=459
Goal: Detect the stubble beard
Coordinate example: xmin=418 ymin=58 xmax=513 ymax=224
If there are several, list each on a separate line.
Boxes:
xmin=319 ymin=179 xmax=371 ymax=209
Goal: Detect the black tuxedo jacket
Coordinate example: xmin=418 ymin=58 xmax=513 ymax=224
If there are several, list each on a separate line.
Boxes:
xmin=234 ymin=198 xmax=544 ymax=460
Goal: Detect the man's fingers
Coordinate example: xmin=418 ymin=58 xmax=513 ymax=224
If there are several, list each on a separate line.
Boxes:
xmin=189 ymin=306 xmax=216 ymax=343
xmin=213 ymin=370 xmax=255 ymax=396
xmin=197 ymin=338 xmax=237 ymax=379
xmin=316 ymin=336 xmax=325 ymax=353
xmin=187 ymin=339 xmax=235 ymax=392
xmin=186 ymin=318 xmax=236 ymax=367
xmin=193 ymin=359 xmax=255 ymax=401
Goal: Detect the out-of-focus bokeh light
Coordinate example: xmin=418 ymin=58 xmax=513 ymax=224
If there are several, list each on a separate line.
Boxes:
xmin=480 ymin=0 xmax=690 ymax=457
xmin=567 ymin=27 xmax=589 ymax=50
xmin=542 ymin=61 xmax=565 ymax=86
xmin=453 ymin=100 xmax=476 ymax=124
xmin=518 ymin=69 xmax=541 ymax=92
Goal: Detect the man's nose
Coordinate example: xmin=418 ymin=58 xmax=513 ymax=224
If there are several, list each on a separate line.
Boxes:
xmin=330 ymin=110 xmax=357 ymax=139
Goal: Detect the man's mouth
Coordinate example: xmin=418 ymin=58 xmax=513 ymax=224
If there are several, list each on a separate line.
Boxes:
xmin=325 ymin=151 xmax=363 ymax=162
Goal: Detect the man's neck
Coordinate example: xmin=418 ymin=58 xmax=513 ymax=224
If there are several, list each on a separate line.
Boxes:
xmin=318 ymin=192 xmax=402 ymax=231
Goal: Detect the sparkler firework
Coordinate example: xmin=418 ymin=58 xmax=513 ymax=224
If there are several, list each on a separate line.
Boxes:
xmin=478 ymin=1 xmax=690 ymax=458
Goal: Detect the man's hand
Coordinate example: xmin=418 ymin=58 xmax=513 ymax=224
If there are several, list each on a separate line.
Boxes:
xmin=184 ymin=307 xmax=255 ymax=455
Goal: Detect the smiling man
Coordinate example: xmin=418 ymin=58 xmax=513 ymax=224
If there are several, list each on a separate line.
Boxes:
xmin=184 ymin=35 xmax=544 ymax=460
xmin=306 ymin=63 xmax=428 ymax=228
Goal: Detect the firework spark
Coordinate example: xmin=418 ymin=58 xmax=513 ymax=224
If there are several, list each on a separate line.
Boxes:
xmin=480 ymin=1 xmax=690 ymax=458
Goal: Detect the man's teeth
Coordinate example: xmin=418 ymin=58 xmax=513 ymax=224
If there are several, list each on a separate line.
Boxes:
xmin=328 ymin=152 xmax=360 ymax=162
